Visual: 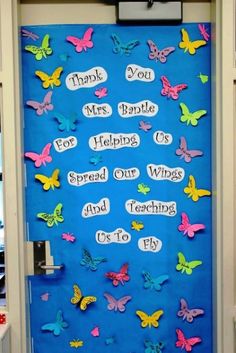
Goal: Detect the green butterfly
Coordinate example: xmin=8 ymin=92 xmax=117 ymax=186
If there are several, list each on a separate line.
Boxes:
xmin=37 ymin=203 xmax=64 ymax=227
xmin=176 ymin=252 xmax=202 ymax=275
xmin=138 ymin=183 xmax=150 ymax=195
xmin=180 ymin=102 xmax=207 ymax=126
xmin=25 ymin=34 xmax=53 ymax=60
xmin=198 ymin=73 xmax=208 ymax=84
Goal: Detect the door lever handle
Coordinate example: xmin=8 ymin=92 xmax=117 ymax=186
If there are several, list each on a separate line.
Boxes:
xmin=39 ymin=264 xmax=64 ymax=271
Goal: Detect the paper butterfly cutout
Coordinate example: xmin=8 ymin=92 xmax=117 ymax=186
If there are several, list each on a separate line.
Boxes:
xmin=69 ymin=339 xmax=83 ymax=348
xmin=138 ymin=183 xmax=150 ymax=195
xmin=139 ymin=120 xmax=152 ymax=132
xmin=35 ymin=168 xmax=60 ymax=191
xmin=147 ymin=39 xmax=175 ymax=63
xmin=21 ymin=28 xmax=39 ymax=41
xmin=178 ymin=298 xmax=204 ymax=323
xmin=178 ymin=212 xmax=205 ymax=238
xmin=105 ymin=337 xmax=115 ymax=345
xmin=80 ymin=248 xmax=106 ymax=271
xmin=62 ymin=232 xmax=76 ymax=242
xmin=144 ymin=339 xmax=164 ymax=353
xmin=184 ymin=175 xmax=211 ymax=202
xmin=40 ymin=292 xmax=50 ymax=301
xmin=91 ymin=326 xmax=99 ymax=337
xmin=176 ymin=137 xmax=203 ymax=163
xmin=37 ymin=203 xmax=64 ymax=227
xmin=25 ymin=34 xmax=52 ymax=60
xmin=111 ymin=33 xmax=140 ymax=56
xmin=89 ymin=154 xmax=102 ymax=165
xmin=198 ymin=72 xmax=208 ymax=84
xmin=95 ymin=87 xmax=108 ymax=99
xmin=26 ymin=91 xmax=53 ymax=116
xmin=179 ymin=28 xmax=206 ymax=55
xmin=142 ymin=271 xmax=169 ymax=291
xmin=131 ymin=220 xmax=144 ymax=231
xmin=160 ymin=76 xmax=187 ymax=100
xmin=198 ymin=24 xmax=210 ymax=41
xmin=54 ymin=112 xmax=77 ymax=131
xmin=71 ymin=284 xmax=96 ymax=311
xmin=41 ymin=310 xmax=68 ymax=336
xmin=104 ymin=292 xmax=131 ymax=312
xmin=35 ymin=66 xmax=63 ymax=89
xmin=24 ymin=143 xmax=52 ymax=168
xmin=136 ymin=309 xmax=164 ymax=328
xmin=176 ymin=328 xmax=202 ymax=351
xmin=176 ymin=252 xmax=202 ymax=275
xmin=180 ymin=102 xmax=207 ymax=126
xmin=105 ymin=263 xmax=130 ymax=286
xmin=67 ymin=27 xmax=94 ymax=53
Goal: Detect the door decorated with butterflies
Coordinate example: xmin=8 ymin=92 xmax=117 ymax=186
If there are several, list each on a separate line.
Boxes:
xmin=21 ymin=23 xmax=212 ymax=353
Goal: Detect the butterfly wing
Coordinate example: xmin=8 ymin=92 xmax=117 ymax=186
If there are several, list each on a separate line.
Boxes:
xmin=111 ymin=33 xmax=122 ymax=54
xmin=184 ymin=175 xmax=196 ymax=200
xmin=153 ymin=275 xmax=169 ymax=291
xmin=40 ymin=143 xmax=52 ymax=165
xmin=43 ymin=91 xmax=54 ymax=112
xmin=116 ymin=296 xmax=132 ymax=312
xmin=187 ymin=223 xmax=205 ymax=238
xmin=82 ymin=27 xmax=94 ymax=49
xmin=136 ymin=310 xmax=150 ymax=327
xmin=147 ymin=40 xmax=159 ymax=61
xmin=41 ymin=34 xmax=53 ymax=58
xmin=189 ymin=109 xmax=207 ymax=126
xmin=104 ymin=292 xmax=118 ymax=311
xmin=123 ymin=40 xmax=140 ymax=56
xmin=160 ymin=75 xmax=171 ymax=96
xmin=188 ymin=39 xmax=206 ymax=55
xmin=176 ymin=252 xmax=186 ymax=273
xmin=53 ymin=203 xmax=64 ymax=224
xmin=71 ymin=284 xmax=82 ymax=305
xmin=35 ymin=70 xmax=51 ymax=89
xmin=26 ymin=100 xmax=43 ymax=115
xmin=35 ymin=174 xmax=51 ymax=190
xmin=51 ymin=67 xmax=63 ymax=87
xmin=24 ymin=152 xmax=42 ymax=167
xmin=179 ymin=28 xmax=190 ymax=52
xmin=120 ymin=263 xmax=128 ymax=274
xmin=158 ymin=47 xmax=175 ymax=63
xmin=185 ymin=337 xmax=202 ymax=351
xmin=80 ymin=296 xmax=97 ymax=311
xmin=177 ymin=298 xmax=188 ymax=320
xmin=178 ymin=212 xmax=191 ymax=234
xmin=187 ymin=260 xmax=202 ymax=274
xmin=176 ymin=328 xmax=186 ymax=348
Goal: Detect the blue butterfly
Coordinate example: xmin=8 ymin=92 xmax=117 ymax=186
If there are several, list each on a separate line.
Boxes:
xmin=89 ymin=154 xmax=102 ymax=165
xmin=111 ymin=33 xmax=140 ymax=56
xmin=80 ymin=248 xmax=107 ymax=271
xmin=41 ymin=310 xmax=68 ymax=336
xmin=142 ymin=271 xmax=169 ymax=291
xmin=144 ymin=340 xmax=164 ymax=353
xmin=54 ymin=112 xmax=77 ymax=131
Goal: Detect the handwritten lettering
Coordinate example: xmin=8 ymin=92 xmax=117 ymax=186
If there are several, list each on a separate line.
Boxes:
xmin=138 ymin=236 xmax=162 ymax=252
xmin=89 ymin=132 xmax=140 ymax=151
xmin=153 ymin=131 xmax=173 ymax=145
xmin=82 ymin=198 xmax=110 ymax=218
xmin=125 ymin=64 xmax=155 ymax=82
xmin=53 ymin=136 xmax=77 ymax=152
xmin=82 ymin=103 xmax=112 ymax=118
xmin=113 ymin=167 xmax=140 ymax=180
xmin=118 ymin=100 xmax=158 ymax=118
xmin=125 ymin=199 xmax=177 ymax=216
xmin=67 ymin=167 xmax=108 ymax=187
xmin=96 ymin=228 xmax=131 ymax=244
xmin=147 ymin=164 xmax=185 ymax=182
xmin=66 ymin=66 xmax=107 ymax=90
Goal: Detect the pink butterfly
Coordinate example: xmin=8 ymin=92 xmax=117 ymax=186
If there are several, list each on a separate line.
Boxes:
xmin=178 ymin=212 xmax=205 ymax=238
xmin=62 ymin=232 xmax=76 ymax=242
xmin=105 ymin=263 xmax=130 ymax=286
xmin=139 ymin=120 xmax=152 ymax=132
xmin=198 ymin=24 xmax=210 ymax=41
xmin=147 ymin=39 xmax=175 ymax=63
xmin=177 ymin=298 xmax=204 ymax=323
xmin=66 ymin=27 xmax=94 ymax=53
xmin=160 ymin=76 xmax=187 ymax=100
xmin=176 ymin=328 xmax=201 ymax=352
xmin=176 ymin=137 xmax=203 ymax=163
xmin=24 ymin=143 xmax=52 ymax=167
xmin=95 ymin=87 xmax=108 ymax=99
xmin=91 ymin=326 xmax=99 ymax=337
xmin=104 ymin=292 xmax=131 ymax=312
xmin=26 ymin=91 xmax=53 ymax=116
xmin=40 ymin=292 xmax=50 ymax=301
xmin=21 ymin=28 xmax=39 ymax=41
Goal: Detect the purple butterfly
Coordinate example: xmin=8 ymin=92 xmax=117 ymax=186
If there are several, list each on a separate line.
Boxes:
xmin=176 ymin=137 xmax=203 ymax=163
xmin=147 ymin=40 xmax=175 ymax=63
xmin=104 ymin=292 xmax=131 ymax=312
xmin=21 ymin=28 xmax=39 ymax=41
xmin=26 ymin=91 xmax=53 ymax=116
xmin=139 ymin=120 xmax=152 ymax=132
xmin=177 ymin=298 xmax=204 ymax=323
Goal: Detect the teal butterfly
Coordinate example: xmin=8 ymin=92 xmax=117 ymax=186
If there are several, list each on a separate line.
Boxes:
xmin=41 ymin=310 xmax=68 ymax=336
xmin=138 ymin=183 xmax=150 ymax=195
xmin=37 ymin=203 xmax=64 ymax=227
xmin=142 ymin=271 xmax=169 ymax=291
xmin=144 ymin=340 xmax=164 ymax=353
xmin=111 ymin=33 xmax=140 ymax=56
xmin=54 ymin=112 xmax=77 ymax=131
xmin=176 ymin=252 xmax=202 ymax=275
xmin=80 ymin=249 xmax=107 ymax=271
xmin=180 ymin=102 xmax=207 ymax=126
xmin=25 ymin=34 xmax=52 ymax=60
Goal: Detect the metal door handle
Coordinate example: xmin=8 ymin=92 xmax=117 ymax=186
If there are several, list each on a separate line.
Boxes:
xmin=39 ymin=264 xmax=64 ymax=271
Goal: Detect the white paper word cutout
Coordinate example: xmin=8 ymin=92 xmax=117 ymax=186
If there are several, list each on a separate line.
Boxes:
xmin=147 ymin=164 xmax=185 ymax=182
xmin=82 ymin=198 xmax=110 ymax=218
xmin=66 ymin=66 xmax=107 ymax=90
xmin=153 ymin=130 xmax=173 ymax=145
xmin=125 ymin=64 xmax=155 ymax=82
xmin=89 ymin=132 xmax=140 ymax=151
xmin=96 ymin=228 xmax=131 ymax=244
xmin=118 ymin=100 xmax=158 ymax=118
xmin=53 ymin=136 xmax=77 ymax=153
xmin=82 ymin=103 xmax=112 ymax=118
xmin=68 ymin=167 xmax=108 ymax=187
xmin=125 ymin=199 xmax=177 ymax=216
xmin=138 ymin=236 xmax=162 ymax=252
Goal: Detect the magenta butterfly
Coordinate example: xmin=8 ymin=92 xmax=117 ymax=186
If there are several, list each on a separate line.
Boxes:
xmin=139 ymin=120 xmax=152 ymax=132
xmin=160 ymin=76 xmax=187 ymax=100
xmin=176 ymin=137 xmax=203 ymax=163
xmin=21 ymin=28 xmax=39 ymax=41
xmin=105 ymin=263 xmax=130 ymax=286
xmin=177 ymin=298 xmax=204 ymax=323
xmin=104 ymin=292 xmax=132 ymax=312
xmin=26 ymin=91 xmax=53 ymax=116
xmin=147 ymin=39 xmax=175 ymax=63
xmin=198 ymin=24 xmax=210 ymax=41
xmin=178 ymin=212 xmax=205 ymax=238
xmin=40 ymin=292 xmax=50 ymax=301
xmin=62 ymin=232 xmax=76 ymax=242
xmin=24 ymin=143 xmax=52 ymax=168
xmin=176 ymin=328 xmax=201 ymax=352
xmin=66 ymin=27 xmax=94 ymax=53
xmin=95 ymin=87 xmax=108 ymax=99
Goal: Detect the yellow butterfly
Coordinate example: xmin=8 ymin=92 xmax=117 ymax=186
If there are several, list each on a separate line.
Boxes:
xmin=35 ymin=169 xmax=60 ymax=191
xmin=69 ymin=339 xmax=83 ymax=348
xmin=37 ymin=202 xmax=64 ymax=227
xmin=179 ymin=28 xmax=206 ymax=55
xmin=35 ymin=66 xmax=63 ymax=89
xmin=131 ymin=220 xmax=144 ymax=232
xmin=136 ymin=309 xmax=164 ymax=328
xmin=184 ymin=175 xmax=211 ymax=202
xmin=71 ymin=284 xmax=96 ymax=311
